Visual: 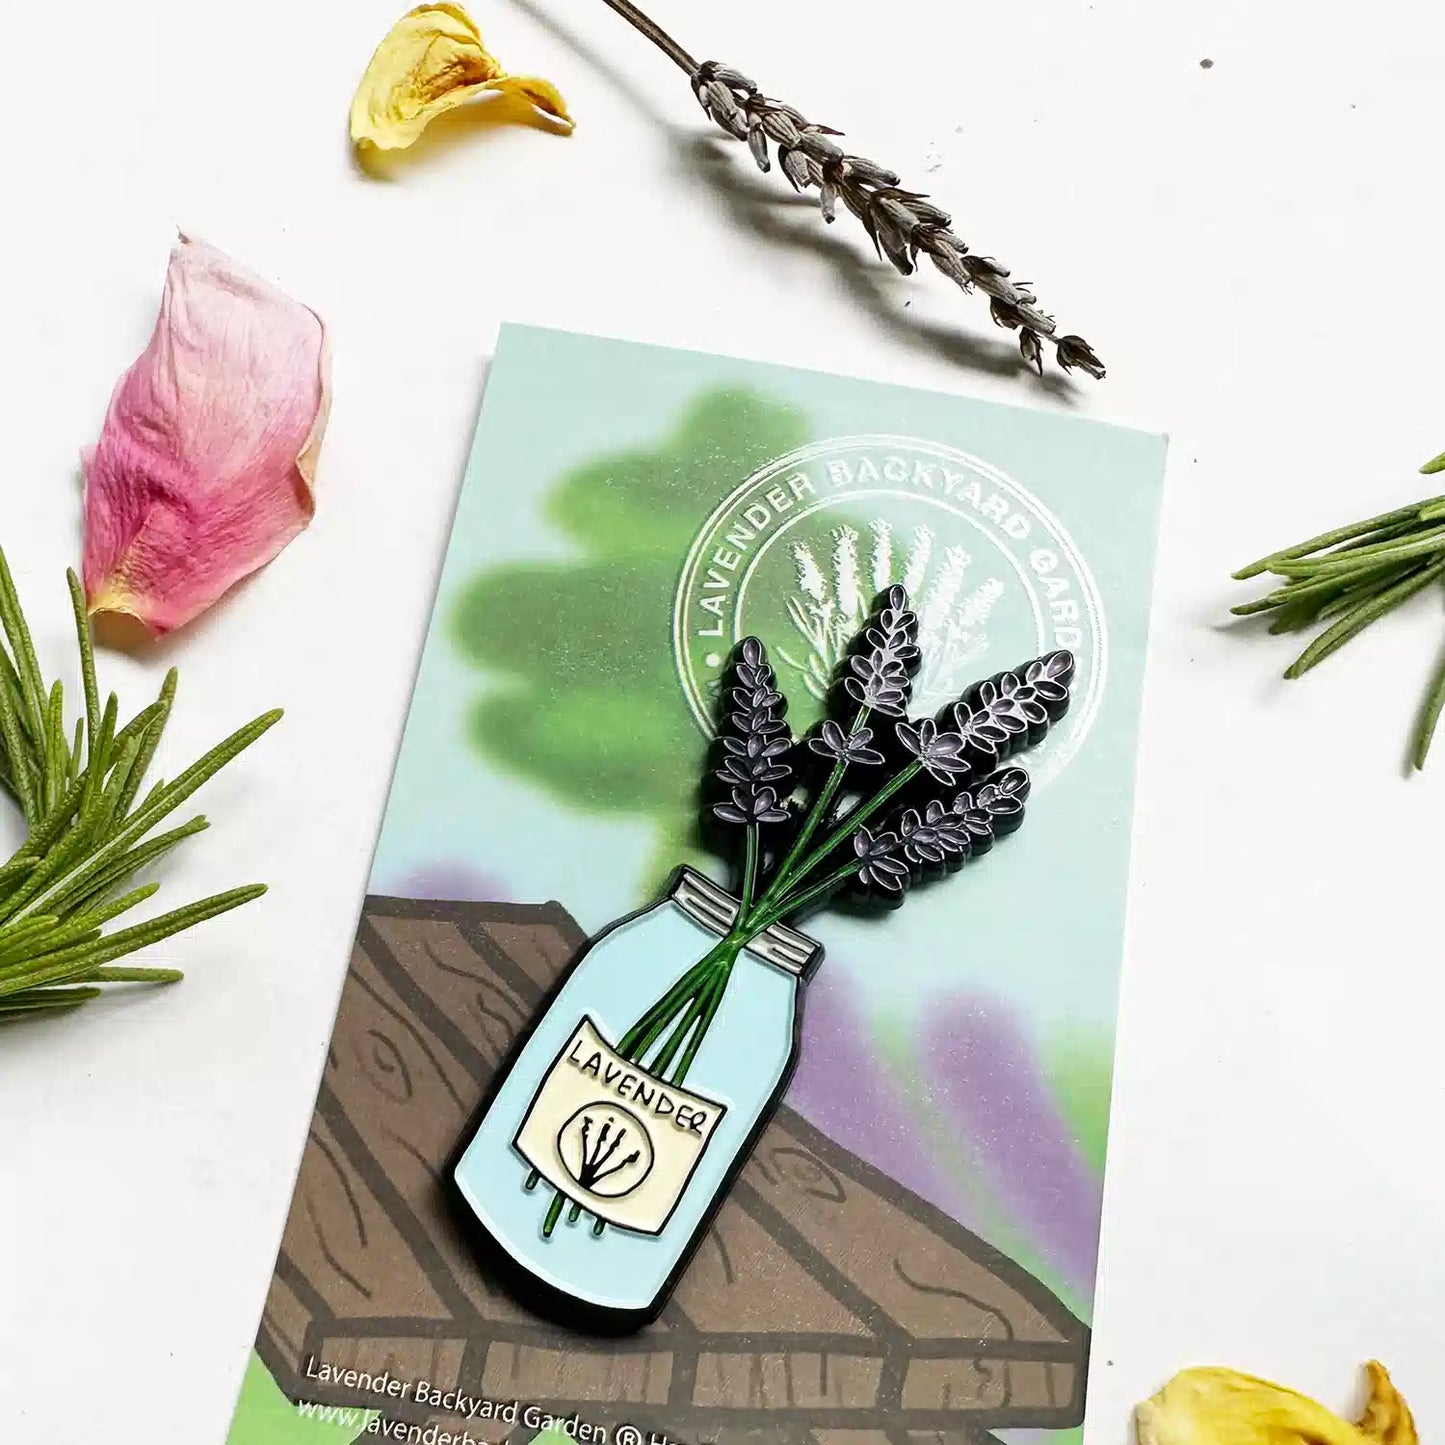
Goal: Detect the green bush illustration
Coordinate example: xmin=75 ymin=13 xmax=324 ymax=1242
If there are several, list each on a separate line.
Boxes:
xmin=451 ymin=389 xmax=809 ymax=885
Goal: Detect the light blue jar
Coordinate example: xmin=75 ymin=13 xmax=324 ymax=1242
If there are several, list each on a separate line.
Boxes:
xmin=449 ymin=866 xmax=822 ymax=1331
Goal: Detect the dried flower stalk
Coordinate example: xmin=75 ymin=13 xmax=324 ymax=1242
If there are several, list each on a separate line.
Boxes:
xmin=599 ymin=0 xmax=1104 ymax=379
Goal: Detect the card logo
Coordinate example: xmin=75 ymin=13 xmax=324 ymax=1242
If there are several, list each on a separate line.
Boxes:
xmin=673 ymin=434 xmax=1106 ymax=785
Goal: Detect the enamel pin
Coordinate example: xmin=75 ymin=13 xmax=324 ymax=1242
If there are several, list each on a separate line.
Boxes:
xmin=448 ymin=586 xmax=1075 ymax=1331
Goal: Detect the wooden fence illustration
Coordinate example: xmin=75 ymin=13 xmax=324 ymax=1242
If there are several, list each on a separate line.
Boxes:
xmin=255 ymin=895 xmax=1089 ymax=1444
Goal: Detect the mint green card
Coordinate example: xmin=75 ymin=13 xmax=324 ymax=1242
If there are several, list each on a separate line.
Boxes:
xmin=229 ymin=325 xmax=1166 ymax=1445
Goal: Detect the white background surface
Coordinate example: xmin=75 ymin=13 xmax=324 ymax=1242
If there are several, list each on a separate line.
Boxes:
xmin=3 ymin=0 xmax=1444 ymax=1440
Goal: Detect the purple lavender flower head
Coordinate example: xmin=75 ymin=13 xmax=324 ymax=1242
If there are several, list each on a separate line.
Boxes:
xmin=852 ymin=826 xmax=910 ymax=894
xmin=714 ymin=785 xmax=791 ymax=825
xmin=808 ymin=717 xmax=885 ymax=767
xmin=713 ymin=637 xmax=795 ymax=828
xmin=846 ymin=646 xmax=1068 ymax=903
xmin=875 ymin=764 xmax=1033 ymax=888
xmin=896 ymin=717 xmax=970 ymax=782
xmin=844 ymin=585 xmax=920 ymax=717
xmin=953 ymin=650 xmax=1076 ymax=773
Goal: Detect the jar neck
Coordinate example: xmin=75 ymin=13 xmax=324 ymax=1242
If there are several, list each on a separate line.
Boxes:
xmin=669 ymin=866 xmax=823 ymax=980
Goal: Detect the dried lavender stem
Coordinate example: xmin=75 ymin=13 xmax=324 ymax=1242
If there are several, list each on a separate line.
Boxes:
xmin=599 ymin=0 xmax=1104 ymax=379
xmin=598 ymin=0 xmax=696 ymax=72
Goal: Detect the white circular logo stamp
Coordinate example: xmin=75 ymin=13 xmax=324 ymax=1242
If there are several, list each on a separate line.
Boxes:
xmin=673 ymin=434 xmax=1106 ymax=786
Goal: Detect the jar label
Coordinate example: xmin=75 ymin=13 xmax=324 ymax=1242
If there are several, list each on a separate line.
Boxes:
xmin=513 ymin=1016 xmax=728 ymax=1235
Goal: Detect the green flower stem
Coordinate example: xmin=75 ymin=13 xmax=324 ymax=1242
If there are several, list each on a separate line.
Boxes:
xmin=750 ymin=706 xmax=870 ymax=922
xmin=1284 ymin=554 xmax=1445 ymax=679
xmin=752 ymin=759 xmax=843 ymax=911
xmin=669 ymin=963 xmax=732 ymax=1086
xmin=647 ymin=976 xmax=714 ymax=1078
xmin=764 ymin=759 xmax=923 ymax=908
xmin=748 ymin=858 xmax=861 ymax=935
xmin=542 ymin=1192 xmax=566 ymax=1238
xmin=628 ymin=754 xmax=926 ymax=1086
xmin=617 ymin=979 xmax=703 ymax=1062
xmin=615 ymin=722 xmax=920 ymax=1096
xmin=739 ymin=824 xmax=759 ymax=916
xmin=616 ymin=936 xmax=739 ymax=1059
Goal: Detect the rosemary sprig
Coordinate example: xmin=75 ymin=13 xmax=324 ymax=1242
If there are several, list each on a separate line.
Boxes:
xmin=599 ymin=0 xmax=1103 ymax=380
xmin=1232 ymin=454 xmax=1445 ymax=769
xmin=0 ymin=550 xmax=278 ymax=1023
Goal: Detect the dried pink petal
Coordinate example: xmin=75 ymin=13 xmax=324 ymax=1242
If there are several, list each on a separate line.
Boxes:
xmin=82 ymin=234 xmax=329 ymax=635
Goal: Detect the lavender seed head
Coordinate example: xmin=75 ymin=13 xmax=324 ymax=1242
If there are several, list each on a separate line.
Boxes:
xmin=682 ymin=58 xmax=1102 ymax=379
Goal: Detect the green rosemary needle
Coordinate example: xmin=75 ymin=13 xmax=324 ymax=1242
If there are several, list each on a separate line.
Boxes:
xmin=1233 ymin=453 xmax=1445 ymax=769
xmin=0 ymin=550 xmax=278 ymax=1023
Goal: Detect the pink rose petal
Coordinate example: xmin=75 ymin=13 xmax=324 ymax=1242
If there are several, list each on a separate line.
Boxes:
xmin=82 ymin=233 xmax=329 ymax=635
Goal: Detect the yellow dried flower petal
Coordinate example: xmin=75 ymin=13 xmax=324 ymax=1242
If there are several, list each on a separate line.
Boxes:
xmin=350 ymin=2 xmax=573 ymax=152
xmin=1137 ymin=1361 xmax=1416 ymax=1445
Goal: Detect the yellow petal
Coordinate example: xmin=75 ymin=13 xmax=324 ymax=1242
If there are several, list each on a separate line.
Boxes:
xmin=1356 ymin=1362 xmax=1417 ymax=1445
xmin=349 ymin=2 xmax=573 ymax=151
xmin=484 ymin=74 xmax=570 ymax=125
xmin=1136 ymin=1361 xmax=1417 ymax=1445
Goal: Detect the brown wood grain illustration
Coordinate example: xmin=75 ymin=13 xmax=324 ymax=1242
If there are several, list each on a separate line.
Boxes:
xmin=255 ymin=895 xmax=1088 ymax=1445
